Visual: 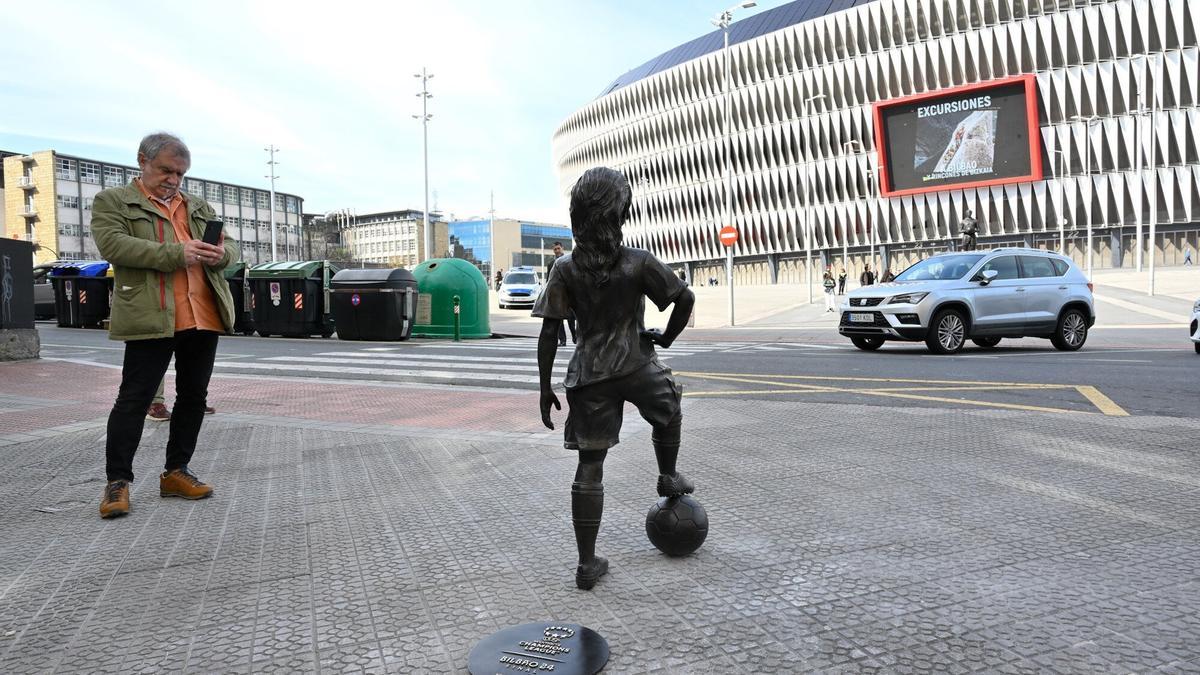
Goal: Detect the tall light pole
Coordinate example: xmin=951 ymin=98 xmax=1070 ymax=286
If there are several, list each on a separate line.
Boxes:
xmin=1048 ymin=148 xmax=1067 ymax=254
xmin=841 ymin=141 xmax=862 ymax=277
xmin=712 ymin=1 xmax=756 ymax=326
xmin=865 ymin=167 xmax=878 ymax=272
xmin=1132 ymin=54 xmax=1149 ymax=274
xmin=414 ymin=68 xmax=433 ymax=262
xmin=1071 ymin=115 xmax=1099 ymax=279
xmin=489 ymin=191 xmax=496 ymax=282
xmin=1147 ymin=59 xmax=1158 ymax=297
xmin=803 ymin=93 xmax=826 ymax=304
xmin=265 ymin=145 xmax=279 ymax=261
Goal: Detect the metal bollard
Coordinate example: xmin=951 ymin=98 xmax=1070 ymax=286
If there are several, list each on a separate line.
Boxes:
xmin=452 ymin=294 xmax=461 ymax=342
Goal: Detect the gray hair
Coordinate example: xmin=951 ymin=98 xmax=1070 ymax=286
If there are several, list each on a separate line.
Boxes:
xmin=137 ymin=132 xmax=190 ymax=162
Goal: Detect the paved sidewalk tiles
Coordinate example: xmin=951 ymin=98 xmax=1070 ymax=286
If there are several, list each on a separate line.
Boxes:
xmin=1 ymin=360 xmax=1199 ymax=672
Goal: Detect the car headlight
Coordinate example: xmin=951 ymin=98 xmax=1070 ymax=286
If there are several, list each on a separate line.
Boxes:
xmin=887 ymin=292 xmax=928 ymax=305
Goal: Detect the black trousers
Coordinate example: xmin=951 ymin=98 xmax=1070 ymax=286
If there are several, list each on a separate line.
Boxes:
xmin=105 ymin=329 xmax=220 ymax=481
xmin=556 ymin=314 xmax=577 ymax=344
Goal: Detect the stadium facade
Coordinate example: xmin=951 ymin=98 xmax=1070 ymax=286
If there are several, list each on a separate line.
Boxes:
xmin=552 ymin=0 xmax=1200 ymax=285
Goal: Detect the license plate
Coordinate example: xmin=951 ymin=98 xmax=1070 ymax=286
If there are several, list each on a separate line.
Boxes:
xmin=849 ymin=313 xmax=874 ymax=323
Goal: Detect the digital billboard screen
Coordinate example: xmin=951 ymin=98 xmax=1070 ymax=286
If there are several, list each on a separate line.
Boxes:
xmin=873 ymin=75 xmax=1042 ymax=197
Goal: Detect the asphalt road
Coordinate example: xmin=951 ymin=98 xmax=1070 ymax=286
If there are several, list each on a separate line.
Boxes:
xmin=33 ymin=320 xmax=1197 ymax=420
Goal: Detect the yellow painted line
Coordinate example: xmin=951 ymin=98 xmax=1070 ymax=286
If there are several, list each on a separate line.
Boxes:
xmin=859 ymin=390 xmax=1086 ymax=415
xmin=860 ymin=384 xmax=1073 ymax=393
xmin=680 ymin=373 xmax=844 ymax=392
xmin=1075 ymin=385 xmax=1130 ymax=417
xmin=678 ymin=372 xmax=1089 ymax=415
xmin=675 ymin=371 xmax=1067 ymax=388
xmin=684 ymin=389 xmax=829 ymax=397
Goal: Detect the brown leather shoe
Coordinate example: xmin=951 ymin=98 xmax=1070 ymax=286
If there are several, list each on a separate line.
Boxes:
xmin=99 ymin=480 xmax=130 ymax=518
xmin=146 ymin=403 xmax=170 ymax=422
xmin=160 ymin=468 xmax=213 ymax=500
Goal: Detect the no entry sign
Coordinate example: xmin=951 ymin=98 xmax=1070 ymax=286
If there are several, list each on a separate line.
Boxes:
xmin=719 ymin=226 xmax=738 ymax=247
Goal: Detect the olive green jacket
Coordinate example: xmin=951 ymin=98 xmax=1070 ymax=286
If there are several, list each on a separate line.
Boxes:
xmin=91 ymin=182 xmax=239 ymax=341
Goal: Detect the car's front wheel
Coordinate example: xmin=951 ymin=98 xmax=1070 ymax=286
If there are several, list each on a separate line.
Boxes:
xmin=972 ymin=337 xmax=1001 ymax=348
xmin=925 ymin=309 xmax=967 ymax=354
xmin=851 ymin=336 xmax=884 ymax=351
xmin=1051 ymin=308 xmax=1088 ymax=351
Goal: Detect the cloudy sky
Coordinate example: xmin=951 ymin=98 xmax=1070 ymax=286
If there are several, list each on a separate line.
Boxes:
xmin=0 ymin=0 xmax=785 ymax=224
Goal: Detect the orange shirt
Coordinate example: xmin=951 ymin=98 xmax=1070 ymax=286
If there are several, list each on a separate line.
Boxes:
xmin=135 ymin=180 xmax=223 ymax=333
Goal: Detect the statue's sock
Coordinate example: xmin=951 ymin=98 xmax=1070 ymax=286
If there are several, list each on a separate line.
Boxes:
xmin=571 ymin=481 xmax=604 ymax=564
xmin=652 ymin=417 xmax=683 ymax=476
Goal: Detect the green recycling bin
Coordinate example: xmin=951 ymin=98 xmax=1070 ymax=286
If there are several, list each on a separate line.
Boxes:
xmin=411 ymin=258 xmax=490 ymax=339
xmin=223 ymin=261 xmax=255 ymax=336
xmin=247 ymin=260 xmax=340 ymax=338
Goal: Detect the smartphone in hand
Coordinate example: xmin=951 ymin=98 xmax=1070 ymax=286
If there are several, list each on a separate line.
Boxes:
xmin=202 ymin=220 xmax=224 ymax=246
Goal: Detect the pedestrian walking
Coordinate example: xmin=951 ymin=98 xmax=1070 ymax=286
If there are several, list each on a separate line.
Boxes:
xmin=1186 ymin=246 xmax=1193 ymax=266
xmin=881 ymin=268 xmax=895 ymax=283
xmin=91 ymin=132 xmax=239 ymax=519
xmin=823 ymin=269 xmax=837 ymax=312
xmin=837 ymin=267 xmax=847 ymax=295
xmin=495 ymin=269 xmax=504 ymax=290
xmin=534 ymin=167 xmax=696 ymax=590
xmin=547 ymin=242 xmax=576 ymax=345
xmin=146 ymin=376 xmax=216 ymax=421
xmin=860 ymin=263 xmax=876 ymax=287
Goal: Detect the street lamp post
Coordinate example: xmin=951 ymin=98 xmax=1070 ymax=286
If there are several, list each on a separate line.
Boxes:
xmin=1048 ymin=148 xmax=1067 ymax=254
xmin=1147 ymin=71 xmax=1158 ymax=297
xmin=264 ymin=145 xmax=279 ymax=261
xmin=712 ymin=1 xmax=756 ymax=326
xmin=489 ymin=191 xmax=496 ymax=283
xmin=1070 ymin=115 xmax=1100 ymax=279
xmin=413 ymin=68 xmax=434 ymax=263
xmin=841 ymin=141 xmax=862 ymax=277
xmin=803 ymin=93 xmax=826 ymax=304
xmin=866 ymin=167 xmax=878 ymax=273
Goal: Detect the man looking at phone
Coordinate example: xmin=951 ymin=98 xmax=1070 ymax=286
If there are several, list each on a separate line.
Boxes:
xmin=91 ymin=132 xmax=238 ymax=519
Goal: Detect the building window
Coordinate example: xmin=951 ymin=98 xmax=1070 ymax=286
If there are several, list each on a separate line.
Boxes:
xmin=286 ymin=196 xmax=297 ymax=213
xmin=57 ymin=195 xmax=80 ymax=209
xmin=206 ymin=183 xmax=221 ymax=202
xmin=274 ymin=195 xmax=285 ymax=211
xmin=241 ymin=190 xmax=254 ymax=207
xmin=128 ymin=168 xmax=141 ymax=180
xmin=58 ymin=223 xmax=81 ymax=237
xmin=56 ymin=157 xmax=77 ymax=180
xmin=103 ymin=166 xmax=124 ymax=187
xmin=79 ymin=162 xmax=101 ymax=184
xmin=83 ymin=197 xmax=94 ymax=211
xmin=186 ymin=179 xmax=204 ymax=196
xmin=256 ymin=191 xmax=269 ymax=208
xmin=223 ymin=186 xmax=238 ymax=204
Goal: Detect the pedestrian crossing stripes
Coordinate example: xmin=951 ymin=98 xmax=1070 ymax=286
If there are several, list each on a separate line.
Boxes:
xmin=211 ymin=338 xmax=848 ymax=389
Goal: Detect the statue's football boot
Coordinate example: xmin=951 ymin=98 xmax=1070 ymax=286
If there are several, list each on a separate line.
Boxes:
xmin=657 ymin=472 xmax=695 ymax=497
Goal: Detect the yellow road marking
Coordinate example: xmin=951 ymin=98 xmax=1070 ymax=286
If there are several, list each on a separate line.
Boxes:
xmin=1075 ymin=385 xmax=1130 ymax=417
xmin=861 ymin=384 xmax=1072 ymax=393
xmin=676 ymin=371 xmax=1064 ymax=387
xmin=676 ymin=370 xmax=1124 ymax=416
xmin=685 ymin=389 xmax=829 ymax=396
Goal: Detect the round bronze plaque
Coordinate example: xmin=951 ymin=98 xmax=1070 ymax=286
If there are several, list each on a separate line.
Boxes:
xmin=467 ymin=622 xmax=609 ymax=675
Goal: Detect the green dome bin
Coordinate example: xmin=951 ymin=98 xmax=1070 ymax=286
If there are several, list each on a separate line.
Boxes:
xmin=411 ymin=258 xmax=491 ymax=339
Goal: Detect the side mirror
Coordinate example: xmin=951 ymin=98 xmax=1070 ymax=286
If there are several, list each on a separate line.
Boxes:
xmin=979 ymin=269 xmax=999 ymax=286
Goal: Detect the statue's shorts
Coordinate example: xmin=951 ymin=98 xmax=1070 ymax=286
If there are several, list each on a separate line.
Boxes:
xmin=564 ymin=359 xmax=682 ymax=451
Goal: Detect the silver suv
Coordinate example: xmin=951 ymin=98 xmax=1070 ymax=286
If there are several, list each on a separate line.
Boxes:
xmin=839 ymin=249 xmax=1095 ymax=354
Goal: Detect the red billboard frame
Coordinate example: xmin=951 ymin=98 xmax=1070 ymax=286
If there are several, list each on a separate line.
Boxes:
xmin=872 ymin=74 xmax=1042 ymax=198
